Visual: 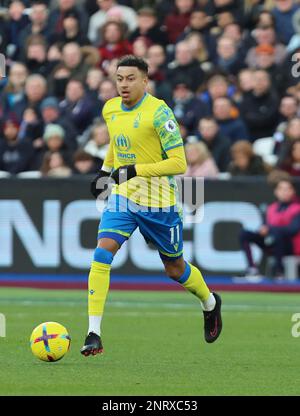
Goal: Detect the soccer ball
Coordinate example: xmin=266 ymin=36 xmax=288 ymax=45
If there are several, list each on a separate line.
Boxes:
xmin=30 ymin=322 xmax=71 ymax=362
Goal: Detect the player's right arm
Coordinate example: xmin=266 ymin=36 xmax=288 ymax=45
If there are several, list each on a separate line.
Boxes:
xmin=90 ymin=103 xmax=115 ymax=198
xmin=135 ymin=103 xmax=187 ymax=177
xmin=102 ymin=138 xmax=114 ymax=173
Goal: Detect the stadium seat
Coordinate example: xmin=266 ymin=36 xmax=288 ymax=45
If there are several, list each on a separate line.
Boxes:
xmin=266 ymin=255 xmax=300 ymax=281
xmin=217 ymin=172 xmax=231 ymax=180
xmin=253 ymin=137 xmax=278 ymax=166
xmin=16 ymin=171 xmax=42 ymax=178
xmin=0 ymin=170 xmax=11 ymax=178
xmin=283 ymin=256 xmax=300 ymax=281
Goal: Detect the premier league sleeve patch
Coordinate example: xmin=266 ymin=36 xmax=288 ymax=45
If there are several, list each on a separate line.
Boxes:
xmin=164 ymin=119 xmax=177 ymax=132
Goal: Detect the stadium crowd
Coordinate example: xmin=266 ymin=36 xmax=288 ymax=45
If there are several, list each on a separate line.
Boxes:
xmin=1 ymin=0 xmax=300 ymax=177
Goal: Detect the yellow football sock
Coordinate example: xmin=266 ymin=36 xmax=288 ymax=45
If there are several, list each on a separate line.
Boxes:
xmin=88 ymin=260 xmax=111 ymax=316
xmin=178 ymin=262 xmax=210 ymax=302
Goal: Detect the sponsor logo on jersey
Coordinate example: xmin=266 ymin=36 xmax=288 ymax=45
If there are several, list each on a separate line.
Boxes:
xmin=115 ymin=134 xmax=131 ymax=151
xmin=117 ymin=153 xmax=136 ymax=161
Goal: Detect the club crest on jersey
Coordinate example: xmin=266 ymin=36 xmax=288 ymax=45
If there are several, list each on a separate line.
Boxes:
xmin=115 ymin=134 xmax=131 ymax=151
xmin=165 ymin=119 xmax=177 ymax=132
xmin=133 ymin=113 xmax=141 ymax=128
xmin=111 ymin=114 xmax=116 ymax=121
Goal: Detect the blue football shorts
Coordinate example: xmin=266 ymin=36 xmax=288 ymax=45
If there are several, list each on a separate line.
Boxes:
xmin=98 ymin=194 xmax=183 ymax=261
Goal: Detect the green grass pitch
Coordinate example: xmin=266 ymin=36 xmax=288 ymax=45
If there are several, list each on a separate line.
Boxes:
xmin=0 ymin=287 xmax=299 ymax=396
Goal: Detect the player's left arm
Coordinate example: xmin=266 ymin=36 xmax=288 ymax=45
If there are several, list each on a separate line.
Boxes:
xmin=136 ymin=104 xmax=187 ymax=177
xmin=135 ymin=145 xmax=187 ymax=177
xmin=110 ymin=104 xmax=187 ymax=184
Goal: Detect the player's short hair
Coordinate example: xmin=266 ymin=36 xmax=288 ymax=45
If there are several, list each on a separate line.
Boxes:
xmin=117 ymin=55 xmax=148 ymax=75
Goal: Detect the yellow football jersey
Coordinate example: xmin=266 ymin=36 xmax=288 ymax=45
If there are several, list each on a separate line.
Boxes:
xmin=102 ymin=93 xmax=184 ymax=207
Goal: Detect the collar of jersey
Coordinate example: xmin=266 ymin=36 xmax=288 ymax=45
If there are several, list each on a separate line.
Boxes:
xmin=121 ymin=92 xmax=148 ymax=112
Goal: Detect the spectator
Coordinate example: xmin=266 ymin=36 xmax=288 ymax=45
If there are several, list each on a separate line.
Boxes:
xmin=255 ymin=10 xmax=276 ymax=29
xmin=239 ymin=177 xmax=300 ymax=280
xmin=60 ymin=79 xmax=95 ymax=134
xmin=237 ymin=68 xmax=255 ymax=94
xmin=163 ymin=0 xmax=195 ymax=44
xmin=278 ymin=139 xmax=300 ymax=176
xmin=215 ymin=12 xmax=235 ymax=32
xmin=212 ymin=0 xmax=245 ymax=26
xmin=98 ymin=21 xmax=133 ymax=69
xmin=19 ymin=106 xmax=43 ymax=144
xmin=215 ymin=35 xmax=245 ymax=75
xmin=83 ymin=121 xmax=109 ymax=166
xmin=5 ymin=0 xmax=30 ymax=60
xmin=185 ymin=32 xmax=210 ymax=67
xmin=94 ymin=78 xmax=118 ymax=113
xmin=213 ymin=96 xmax=249 ymax=143
xmin=167 ymin=40 xmax=205 ymax=90
xmin=132 ymin=36 xmax=149 ymax=59
xmin=0 ymin=118 xmax=34 ymax=174
xmin=197 ymin=116 xmax=231 ymax=172
xmin=48 ymin=0 xmax=89 ymax=39
xmin=38 ymin=123 xmax=72 ymax=169
xmin=23 ymin=35 xmax=52 ymax=77
xmin=12 ymin=74 xmax=47 ymax=122
xmin=40 ymin=96 xmax=78 ymax=149
xmin=41 ymin=150 xmax=72 ymax=177
xmin=0 ymin=62 xmax=28 ymax=122
xmin=147 ymin=44 xmax=172 ymax=104
xmin=272 ymin=0 xmax=300 ymax=45
xmin=179 ymin=8 xmax=214 ymax=53
xmin=86 ymin=68 xmax=105 ymax=101
xmin=171 ymin=79 xmax=209 ymax=134
xmin=47 ymin=43 xmax=63 ymax=66
xmin=200 ymin=73 xmax=236 ymax=110
xmin=184 ymin=141 xmax=219 ymax=178
xmin=279 ymin=95 xmax=299 ymax=122
xmin=61 ymin=42 xmax=91 ymax=82
xmin=88 ymin=0 xmax=137 ymax=45
xmin=147 ymin=44 xmax=167 ymax=71
xmin=274 ymin=95 xmax=299 ymax=141
xmin=19 ymin=0 xmax=50 ymax=50
xmin=240 ymin=69 xmax=279 ymax=140
xmin=275 ymin=117 xmax=300 ymax=164
xmin=49 ymin=8 xmax=91 ymax=46
xmin=245 ymin=25 xmax=287 ymax=67
xmin=47 ymin=64 xmax=70 ymax=98
xmin=129 ymin=7 xmax=168 ymax=46
xmin=228 ymin=140 xmax=269 ymax=176
xmin=72 ymin=149 xmax=97 ymax=174
xmin=251 ymin=44 xmax=284 ymax=92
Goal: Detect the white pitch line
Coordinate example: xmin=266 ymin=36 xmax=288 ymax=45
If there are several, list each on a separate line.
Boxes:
xmin=0 ymin=299 xmax=298 ymax=313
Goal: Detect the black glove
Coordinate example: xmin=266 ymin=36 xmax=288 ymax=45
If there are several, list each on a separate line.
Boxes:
xmin=90 ymin=170 xmax=111 ymax=199
xmin=110 ymin=165 xmax=137 ymax=185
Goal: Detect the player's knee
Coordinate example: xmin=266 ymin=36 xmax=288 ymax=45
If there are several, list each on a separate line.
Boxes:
xmin=164 ymin=259 xmax=185 ymax=280
xmin=93 ymin=247 xmax=114 ymax=265
xmin=97 ymin=238 xmax=119 ymax=255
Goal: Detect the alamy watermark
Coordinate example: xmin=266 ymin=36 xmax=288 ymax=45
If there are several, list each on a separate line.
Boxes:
xmin=291 ymin=313 xmax=300 ymax=338
xmin=0 ymin=313 xmax=6 ymax=337
xmin=0 ymin=54 xmax=6 ymax=78
xmin=95 ymin=176 xmax=204 ymax=224
xmin=291 ymin=53 xmax=300 ymax=78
